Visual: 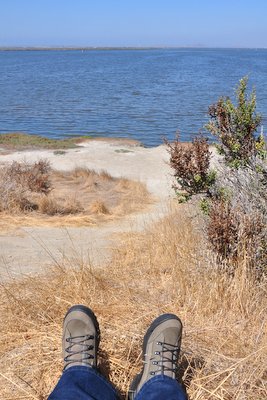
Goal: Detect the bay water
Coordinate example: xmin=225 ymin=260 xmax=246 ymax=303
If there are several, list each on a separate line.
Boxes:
xmin=0 ymin=48 xmax=266 ymax=146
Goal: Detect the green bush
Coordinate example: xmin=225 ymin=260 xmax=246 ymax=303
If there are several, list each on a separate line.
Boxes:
xmin=206 ymin=77 xmax=266 ymax=168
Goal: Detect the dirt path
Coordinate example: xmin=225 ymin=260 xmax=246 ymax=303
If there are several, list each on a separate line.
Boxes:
xmin=0 ymin=140 xmax=173 ymax=279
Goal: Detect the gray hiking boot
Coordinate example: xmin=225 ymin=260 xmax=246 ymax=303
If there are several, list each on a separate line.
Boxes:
xmin=62 ymin=305 xmax=100 ymax=370
xmin=128 ymin=313 xmax=182 ymax=399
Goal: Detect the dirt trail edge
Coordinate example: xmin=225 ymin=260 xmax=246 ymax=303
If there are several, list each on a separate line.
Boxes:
xmin=0 ymin=140 xmax=174 ymax=279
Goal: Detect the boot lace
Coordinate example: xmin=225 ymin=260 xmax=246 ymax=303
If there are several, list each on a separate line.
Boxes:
xmin=149 ymin=341 xmax=178 ymax=375
xmin=64 ymin=334 xmax=95 ymax=369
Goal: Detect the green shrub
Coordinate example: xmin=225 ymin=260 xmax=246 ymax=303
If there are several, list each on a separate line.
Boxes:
xmin=206 ymin=76 xmax=266 ymax=168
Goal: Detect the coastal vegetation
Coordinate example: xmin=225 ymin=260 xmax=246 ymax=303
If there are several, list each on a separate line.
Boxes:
xmin=165 ymin=134 xmax=216 ymax=201
xmin=0 ymin=132 xmax=92 ymax=150
xmin=206 ymin=76 xmax=266 ymax=168
xmin=167 ymin=77 xmax=267 ymax=276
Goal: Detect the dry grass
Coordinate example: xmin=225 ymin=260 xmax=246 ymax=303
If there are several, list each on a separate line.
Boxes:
xmin=0 ymin=206 xmax=266 ymax=399
xmin=0 ymin=162 xmax=152 ymax=228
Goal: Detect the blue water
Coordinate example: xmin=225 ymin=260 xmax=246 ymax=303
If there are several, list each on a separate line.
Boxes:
xmin=0 ymin=49 xmax=266 ymax=147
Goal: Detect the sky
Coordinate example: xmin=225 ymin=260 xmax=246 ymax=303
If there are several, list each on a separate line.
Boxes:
xmin=0 ymin=0 xmax=267 ymax=48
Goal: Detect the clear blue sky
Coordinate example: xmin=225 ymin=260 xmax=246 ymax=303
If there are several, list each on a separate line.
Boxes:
xmin=0 ymin=0 xmax=267 ymax=48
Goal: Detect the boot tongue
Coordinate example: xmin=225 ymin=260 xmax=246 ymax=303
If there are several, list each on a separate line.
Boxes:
xmin=68 ymin=333 xmax=87 ymax=363
xmin=66 ymin=320 xmax=93 ymax=365
xmin=154 ymin=330 xmax=177 ymax=378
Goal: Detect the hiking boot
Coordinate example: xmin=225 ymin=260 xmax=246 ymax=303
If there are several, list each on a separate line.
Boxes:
xmin=128 ymin=313 xmax=182 ymax=399
xmin=62 ymin=305 xmax=100 ymax=370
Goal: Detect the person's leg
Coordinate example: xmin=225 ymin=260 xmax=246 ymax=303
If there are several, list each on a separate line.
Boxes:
xmin=135 ymin=375 xmax=187 ymax=400
xmin=49 ymin=366 xmax=118 ymax=400
xmin=48 ymin=305 xmax=118 ymax=400
xmin=128 ymin=314 xmax=188 ymax=400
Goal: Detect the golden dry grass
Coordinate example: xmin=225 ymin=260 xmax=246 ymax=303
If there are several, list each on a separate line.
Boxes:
xmin=0 ymin=206 xmax=266 ymax=399
xmin=0 ymin=166 xmax=152 ymax=228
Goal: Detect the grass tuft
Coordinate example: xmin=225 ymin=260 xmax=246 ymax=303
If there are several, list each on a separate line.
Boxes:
xmin=90 ymin=200 xmax=110 ymax=215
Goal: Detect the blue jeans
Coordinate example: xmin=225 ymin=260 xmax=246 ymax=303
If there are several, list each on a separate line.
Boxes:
xmin=48 ymin=366 xmax=187 ymax=400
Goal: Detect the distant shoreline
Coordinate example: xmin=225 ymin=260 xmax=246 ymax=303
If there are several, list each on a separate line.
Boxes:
xmin=1 ymin=46 xmax=267 ymax=51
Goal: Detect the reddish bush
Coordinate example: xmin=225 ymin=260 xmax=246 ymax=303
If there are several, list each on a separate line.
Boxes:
xmin=165 ymin=134 xmax=215 ymax=199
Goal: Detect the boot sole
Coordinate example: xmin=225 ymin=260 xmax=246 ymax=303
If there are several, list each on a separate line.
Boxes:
xmin=128 ymin=313 xmax=182 ymax=399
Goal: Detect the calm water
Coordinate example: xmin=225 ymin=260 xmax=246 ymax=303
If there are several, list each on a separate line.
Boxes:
xmin=0 ymin=49 xmax=266 ymax=147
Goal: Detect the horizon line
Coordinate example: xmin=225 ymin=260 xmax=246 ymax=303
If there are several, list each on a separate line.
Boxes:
xmin=1 ymin=45 xmax=267 ymax=51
